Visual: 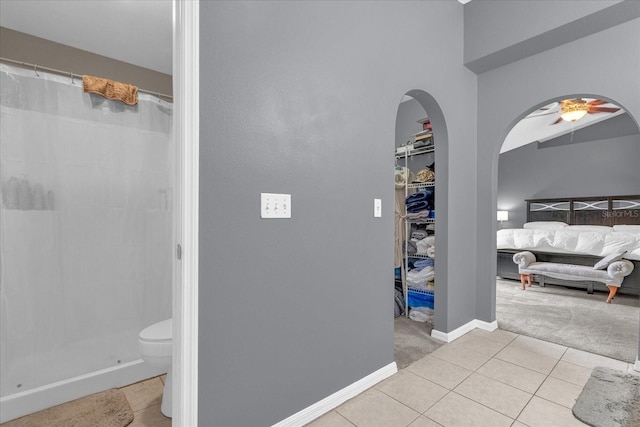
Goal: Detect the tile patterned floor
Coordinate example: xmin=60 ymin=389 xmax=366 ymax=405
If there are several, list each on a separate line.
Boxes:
xmin=306 ymin=328 xmax=640 ymax=427
xmin=120 ymin=374 xmax=171 ymax=427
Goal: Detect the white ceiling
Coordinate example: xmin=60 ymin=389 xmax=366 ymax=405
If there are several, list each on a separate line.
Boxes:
xmin=0 ymin=0 xmax=173 ymax=75
xmin=1 ymin=0 xmax=625 ymax=151
xmin=502 ymin=100 xmax=624 ymax=153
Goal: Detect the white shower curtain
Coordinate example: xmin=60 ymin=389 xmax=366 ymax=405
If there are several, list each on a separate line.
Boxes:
xmin=0 ymin=64 xmax=172 ymax=398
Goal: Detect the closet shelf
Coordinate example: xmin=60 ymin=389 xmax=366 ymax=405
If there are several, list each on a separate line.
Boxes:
xmin=395 ymin=145 xmax=434 ymax=159
xmin=405 ymin=253 xmax=434 ymax=259
xmin=406 ymin=218 xmax=435 ymax=224
xmin=407 ymin=287 xmax=434 ymax=296
xmin=408 ymin=181 xmax=435 ymax=189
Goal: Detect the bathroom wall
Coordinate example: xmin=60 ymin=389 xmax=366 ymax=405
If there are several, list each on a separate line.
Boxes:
xmin=0 ymin=27 xmax=172 ymax=95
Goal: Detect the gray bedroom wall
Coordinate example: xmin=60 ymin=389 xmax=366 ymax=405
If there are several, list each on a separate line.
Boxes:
xmin=498 ymin=133 xmax=640 ymax=228
xmin=198 ymin=1 xmax=477 ymax=425
xmin=473 ymin=0 xmax=639 ymax=343
xmin=463 ymin=0 xmax=637 ymax=73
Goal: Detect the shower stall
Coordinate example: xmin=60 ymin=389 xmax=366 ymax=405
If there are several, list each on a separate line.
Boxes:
xmin=0 ymin=63 xmax=173 ymax=422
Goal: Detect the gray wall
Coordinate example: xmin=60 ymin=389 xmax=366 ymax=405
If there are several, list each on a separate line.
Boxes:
xmin=0 ymin=27 xmax=172 ymax=95
xmin=464 ymin=0 xmax=637 ymax=73
xmin=198 ymin=1 xmax=640 ymax=424
xmin=472 ymin=0 xmax=640 ymax=352
xmin=498 ymin=133 xmax=640 ymax=228
xmin=198 ymin=1 xmax=477 ymax=425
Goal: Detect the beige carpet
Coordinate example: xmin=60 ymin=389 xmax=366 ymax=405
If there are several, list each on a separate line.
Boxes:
xmin=1 ymin=388 xmax=133 ymax=427
xmin=496 ymin=278 xmax=639 ymax=362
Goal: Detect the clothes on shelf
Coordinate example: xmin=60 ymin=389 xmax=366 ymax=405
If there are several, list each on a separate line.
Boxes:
xmin=395 ymin=143 xmax=436 ymax=319
xmin=405 ymin=188 xmax=434 ymax=212
xmin=407 ymin=234 xmax=435 ymax=257
xmin=411 ymin=229 xmax=428 ymax=240
xmin=412 ymin=258 xmax=434 ymax=271
xmin=406 ymin=210 xmax=432 ymax=221
xmin=406 ymin=266 xmax=434 ymax=290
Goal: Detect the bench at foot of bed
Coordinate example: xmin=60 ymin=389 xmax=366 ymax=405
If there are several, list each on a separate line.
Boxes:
xmin=512 ymin=251 xmax=634 ymax=303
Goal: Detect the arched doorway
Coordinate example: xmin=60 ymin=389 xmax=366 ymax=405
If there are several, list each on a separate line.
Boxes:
xmin=493 ymin=94 xmax=640 ymax=363
xmin=392 ymin=90 xmax=451 ymax=368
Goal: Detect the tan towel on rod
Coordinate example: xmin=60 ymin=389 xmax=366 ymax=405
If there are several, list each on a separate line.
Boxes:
xmin=83 ymin=75 xmax=138 ymax=105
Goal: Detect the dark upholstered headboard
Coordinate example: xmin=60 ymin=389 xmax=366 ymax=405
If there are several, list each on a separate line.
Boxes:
xmin=526 ymin=195 xmax=640 ymax=226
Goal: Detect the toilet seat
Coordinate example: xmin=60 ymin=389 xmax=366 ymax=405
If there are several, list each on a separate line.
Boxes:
xmin=139 ymin=319 xmax=172 ymax=358
xmin=140 ymin=318 xmax=172 ymax=342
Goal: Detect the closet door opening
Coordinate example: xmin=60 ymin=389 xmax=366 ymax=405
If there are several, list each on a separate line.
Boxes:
xmin=393 ymin=94 xmax=440 ymax=368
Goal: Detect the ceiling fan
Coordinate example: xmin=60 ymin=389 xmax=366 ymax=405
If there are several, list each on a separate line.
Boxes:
xmin=552 ymin=98 xmax=620 ymax=124
xmin=525 ymin=98 xmax=621 ymax=124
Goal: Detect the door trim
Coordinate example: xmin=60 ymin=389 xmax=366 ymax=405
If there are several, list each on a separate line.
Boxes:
xmin=173 ymin=0 xmax=199 ymax=425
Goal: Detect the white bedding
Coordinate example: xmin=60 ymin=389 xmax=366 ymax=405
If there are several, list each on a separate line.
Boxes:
xmin=497 ymin=227 xmax=640 ymax=261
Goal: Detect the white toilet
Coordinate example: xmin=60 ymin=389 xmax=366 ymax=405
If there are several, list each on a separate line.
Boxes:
xmin=139 ymin=318 xmax=172 ymax=417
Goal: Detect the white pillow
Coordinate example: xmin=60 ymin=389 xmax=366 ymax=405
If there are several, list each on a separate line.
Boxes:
xmin=601 ymin=232 xmax=638 ymax=255
xmin=613 ymin=225 xmax=640 ymax=233
xmin=593 ymin=251 xmax=626 ymax=270
xmin=566 ymin=225 xmax=613 ymax=233
xmin=522 ymin=221 xmax=568 ymax=230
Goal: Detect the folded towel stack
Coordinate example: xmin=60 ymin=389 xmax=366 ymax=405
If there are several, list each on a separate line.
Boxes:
xmin=406 ymin=211 xmax=431 ymax=221
xmin=412 ymin=258 xmax=434 ymax=271
xmin=411 ymin=229 xmax=428 ymax=240
xmin=405 ymin=188 xmax=434 ymax=213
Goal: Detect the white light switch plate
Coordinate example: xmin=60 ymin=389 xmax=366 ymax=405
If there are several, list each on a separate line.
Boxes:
xmin=374 ymin=198 xmax=382 ymax=217
xmin=261 ymin=193 xmax=291 ymax=218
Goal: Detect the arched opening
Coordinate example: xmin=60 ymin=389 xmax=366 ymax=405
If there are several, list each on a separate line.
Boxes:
xmin=393 ymin=90 xmax=450 ymax=368
xmin=493 ymin=94 xmax=640 ymax=363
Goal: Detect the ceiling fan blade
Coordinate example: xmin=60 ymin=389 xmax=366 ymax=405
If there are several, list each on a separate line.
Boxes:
xmin=525 ymin=110 xmax=557 ymax=118
xmin=551 ymin=117 xmax=564 ymax=125
xmin=588 ymin=107 xmax=621 ymax=113
xmin=588 ymin=99 xmax=607 ymax=106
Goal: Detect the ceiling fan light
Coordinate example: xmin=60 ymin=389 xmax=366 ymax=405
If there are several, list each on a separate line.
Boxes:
xmin=560 ymin=109 xmax=588 ymax=122
xmin=560 ymin=99 xmax=589 ymax=122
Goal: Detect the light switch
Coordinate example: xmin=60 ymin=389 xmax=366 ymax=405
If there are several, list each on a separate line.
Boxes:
xmin=261 ymin=193 xmax=291 ymax=218
xmin=374 ymin=198 xmax=382 ymax=217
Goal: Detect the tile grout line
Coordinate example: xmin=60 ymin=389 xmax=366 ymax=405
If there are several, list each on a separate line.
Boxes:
xmin=414 ymin=337 xmax=523 ymax=424
xmin=444 ymin=339 xmax=527 ymax=424
xmin=332 ymin=409 xmax=357 ymax=427
xmin=511 ymin=346 xmax=571 ymax=424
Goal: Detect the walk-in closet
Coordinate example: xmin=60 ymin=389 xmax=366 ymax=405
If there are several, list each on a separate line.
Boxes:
xmin=393 ymin=96 xmax=440 ymax=368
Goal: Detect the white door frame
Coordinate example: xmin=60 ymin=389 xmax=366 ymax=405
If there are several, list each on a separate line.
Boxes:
xmin=173 ymin=1 xmax=199 ymax=425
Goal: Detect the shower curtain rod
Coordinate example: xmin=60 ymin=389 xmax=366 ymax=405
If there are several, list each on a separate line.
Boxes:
xmin=0 ymin=57 xmax=173 ymax=102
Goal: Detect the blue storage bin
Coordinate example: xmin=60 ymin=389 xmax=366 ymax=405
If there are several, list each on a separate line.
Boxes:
xmin=407 ymin=289 xmax=434 ymax=309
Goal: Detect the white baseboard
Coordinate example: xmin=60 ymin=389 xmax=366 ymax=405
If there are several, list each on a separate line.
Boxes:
xmin=431 ymin=319 xmax=498 ymax=343
xmin=0 ymin=359 xmax=164 ymax=424
xmin=272 ymin=362 xmax=398 ymax=427
xmin=634 ymin=357 xmax=640 ymax=372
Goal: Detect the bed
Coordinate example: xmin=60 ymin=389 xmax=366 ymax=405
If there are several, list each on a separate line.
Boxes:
xmin=497 ymin=195 xmax=640 ymax=295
